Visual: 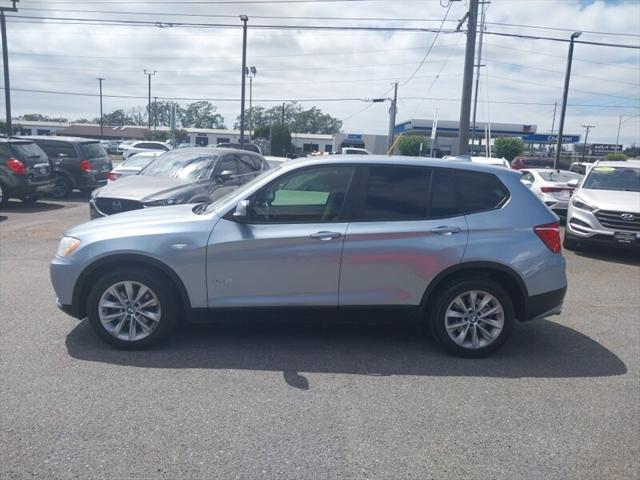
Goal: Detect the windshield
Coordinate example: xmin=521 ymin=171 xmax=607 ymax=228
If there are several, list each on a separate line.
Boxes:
xmin=82 ymin=142 xmax=107 ymax=159
xmin=582 ymin=166 xmax=640 ymax=192
xmin=203 ymin=163 xmax=283 ymax=213
xmin=538 ymin=170 xmax=581 ymax=182
xmin=140 ymin=150 xmax=218 ymax=180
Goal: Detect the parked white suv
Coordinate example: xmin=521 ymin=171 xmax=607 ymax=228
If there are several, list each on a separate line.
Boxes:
xmin=564 ymin=160 xmax=640 ymax=250
xmin=122 ymin=141 xmax=173 ymax=160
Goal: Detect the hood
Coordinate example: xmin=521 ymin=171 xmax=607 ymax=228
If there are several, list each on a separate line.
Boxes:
xmin=94 ymin=174 xmax=194 ymax=202
xmin=67 ymin=204 xmax=214 ymax=238
xmin=577 ymin=188 xmax=640 ymax=213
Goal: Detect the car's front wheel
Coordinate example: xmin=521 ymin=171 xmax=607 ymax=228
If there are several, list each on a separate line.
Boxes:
xmin=87 ymin=269 xmax=178 ymax=349
xmin=51 ymin=174 xmax=72 ymax=199
xmin=430 ymin=279 xmax=514 ymax=357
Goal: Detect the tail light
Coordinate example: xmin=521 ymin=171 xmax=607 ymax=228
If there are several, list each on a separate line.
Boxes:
xmin=534 ymin=222 xmax=561 ymax=253
xmin=6 ymin=158 xmax=27 ymax=175
xmin=80 ymin=159 xmax=91 ymax=173
xmin=540 ymin=186 xmax=573 ymax=193
xmin=107 ymin=171 xmax=121 ymax=182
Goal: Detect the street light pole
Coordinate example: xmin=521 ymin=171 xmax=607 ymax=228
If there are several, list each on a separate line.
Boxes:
xmin=144 ymin=70 xmax=156 ymax=130
xmin=470 ymin=2 xmax=486 ymax=148
xmin=245 ymin=65 xmax=257 ymax=137
xmin=0 ymin=1 xmax=19 ymax=136
xmin=554 ymin=31 xmax=581 ymax=170
xmin=581 ymin=124 xmax=594 ymax=162
xmin=457 ymin=0 xmax=479 ymax=155
xmin=97 ymin=78 xmax=104 ymax=139
xmin=239 ymin=15 xmax=249 ymax=146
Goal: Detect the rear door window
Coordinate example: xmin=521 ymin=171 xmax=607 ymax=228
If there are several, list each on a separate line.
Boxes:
xmin=355 ymin=165 xmax=430 ymax=221
xmin=238 ymin=154 xmax=262 ymax=174
xmin=9 ymin=142 xmax=49 ymax=165
xmin=456 ymin=171 xmax=509 ymax=214
xmin=429 ymin=169 xmax=459 ymax=218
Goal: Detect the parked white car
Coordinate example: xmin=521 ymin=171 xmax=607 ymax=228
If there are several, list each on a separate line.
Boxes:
xmin=263 ymin=156 xmax=289 ymax=169
xmin=520 ymin=169 xmax=582 ymax=216
xmin=341 ymin=147 xmax=371 ymax=155
xmin=444 ymin=155 xmax=510 ymax=168
xmin=122 ymin=141 xmax=173 ymax=160
xmin=564 ymin=160 xmax=640 ymax=250
xmin=107 ymin=151 xmax=161 ymax=182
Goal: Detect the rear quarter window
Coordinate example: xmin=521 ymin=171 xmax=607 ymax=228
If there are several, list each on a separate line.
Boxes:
xmin=456 ymin=171 xmax=509 ymax=214
xmin=81 ymin=142 xmax=107 ymax=159
xmin=36 ymin=140 xmax=76 ymax=159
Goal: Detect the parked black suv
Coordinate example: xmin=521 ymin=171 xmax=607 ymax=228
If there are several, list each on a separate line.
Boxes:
xmin=22 ymin=136 xmax=112 ymax=198
xmin=0 ymin=137 xmax=56 ymax=206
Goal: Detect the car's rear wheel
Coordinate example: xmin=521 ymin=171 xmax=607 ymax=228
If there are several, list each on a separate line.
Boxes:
xmin=51 ymin=174 xmax=72 ymax=199
xmin=0 ymin=183 xmax=6 ymax=207
xmin=430 ymin=279 xmax=514 ymax=357
xmin=87 ymin=269 xmax=178 ymax=349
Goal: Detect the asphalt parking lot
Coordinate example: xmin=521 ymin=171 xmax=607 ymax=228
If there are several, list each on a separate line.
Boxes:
xmin=1 ymin=197 xmax=639 ymax=480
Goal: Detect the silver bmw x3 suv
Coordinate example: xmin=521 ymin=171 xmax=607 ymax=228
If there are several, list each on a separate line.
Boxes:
xmin=50 ymin=156 xmax=567 ymax=356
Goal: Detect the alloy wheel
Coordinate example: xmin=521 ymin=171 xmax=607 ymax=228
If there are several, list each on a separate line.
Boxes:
xmin=444 ymin=290 xmax=505 ymax=349
xmin=98 ymin=281 xmax=161 ymax=341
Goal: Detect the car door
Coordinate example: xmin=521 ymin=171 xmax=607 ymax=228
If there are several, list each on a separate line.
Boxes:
xmin=206 ymin=165 xmax=356 ymax=307
xmin=339 ymin=166 xmax=468 ymax=307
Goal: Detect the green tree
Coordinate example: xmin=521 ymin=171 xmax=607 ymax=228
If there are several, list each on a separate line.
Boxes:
xmin=17 ymin=113 xmax=68 ymax=122
xmin=74 ymin=118 xmax=91 ymax=123
xmin=252 ymin=125 xmax=270 ymax=140
xmin=144 ymin=129 xmax=188 ymax=143
xmin=604 ymin=152 xmax=627 ymax=161
xmin=235 ymin=102 xmax=342 ymax=134
xmin=623 ymin=144 xmax=638 ymax=158
xmin=98 ymin=109 xmax=133 ymax=126
xmin=494 ymin=137 xmax=525 ymax=161
xmin=151 ymin=100 xmax=183 ymax=127
xmin=397 ymin=134 xmax=427 ymax=156
xmin=270 ymin=124 xmax=292 ymax=156
xmin=181 ymin=101 xmax=225 ymax=129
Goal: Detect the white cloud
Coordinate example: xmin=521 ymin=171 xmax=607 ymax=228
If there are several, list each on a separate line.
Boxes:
xmin=3 ymin=0 xmax=639 ymax=145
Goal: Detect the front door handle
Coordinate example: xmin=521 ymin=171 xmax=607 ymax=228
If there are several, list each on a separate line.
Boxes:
xmin=310 ymin=231 xmax=342 ymax=241
xmin=430 ymin=226 xmax=462 ymax=235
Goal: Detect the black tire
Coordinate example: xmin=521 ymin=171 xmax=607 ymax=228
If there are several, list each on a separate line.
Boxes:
xmin=429 ymin=278 xmax=515 ymax=357
xmin=563 ymin=232 xmax=580 ymax=251
xmin=51 ymin=174 xmax=73 ymax=199
xmin=0 ymin=182 xmax=7 ymax=207
xmin=86 ymin=268 xmax=178 ymax=349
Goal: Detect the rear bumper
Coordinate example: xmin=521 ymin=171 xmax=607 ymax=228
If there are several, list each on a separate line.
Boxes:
xmin=523 ymin=286 xmax=567 ymax=322
xmin=3 ymin=176 xmax=55 ymax=197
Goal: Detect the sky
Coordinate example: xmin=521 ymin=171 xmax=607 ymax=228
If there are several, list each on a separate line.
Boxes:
xmin=1 ymin=0 xmax=639 ymax=146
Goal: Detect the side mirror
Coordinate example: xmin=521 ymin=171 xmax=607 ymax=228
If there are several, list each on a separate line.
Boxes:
xmin=567 ymin=179 xmax=580 ymax=188
xmin=233 ymin=199 xmax=249 ymax=218
xmin=218 ymin=170 xmax=234 ymax=181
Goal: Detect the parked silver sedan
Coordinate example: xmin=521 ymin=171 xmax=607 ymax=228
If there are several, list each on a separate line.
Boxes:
xmin=520 ymin=169 xmax=582 ymax=216
xmin=107 ymin=151 xmax=161 ymax=182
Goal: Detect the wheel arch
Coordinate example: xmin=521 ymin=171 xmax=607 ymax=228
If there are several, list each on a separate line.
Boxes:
xmin=419 ymin=261 xmax=529 ymax=321
xmin=72 ymin=253 xmax=191 ymax=319
xmin=55 ymin=169 xmax=77 ymax=188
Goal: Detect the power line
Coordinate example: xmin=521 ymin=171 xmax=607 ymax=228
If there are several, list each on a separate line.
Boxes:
xmin=8 ymin=14 xmax=640 ymax=49
xmin=4 ymin=87 xmax=638 ymax=108
xmin=400 ymin=1 xmax=453 ymax=86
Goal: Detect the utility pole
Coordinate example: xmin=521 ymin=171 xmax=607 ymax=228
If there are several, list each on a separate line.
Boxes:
xmin=581 ymin=124 xmax=594 ymax=162
xmin=144 ymin=70 xmax=156 ymax=130
xmin=554 ymin=31 xmax=581 ymax=170
xmin=457 ymin=0 xmax=479 ymax=155
xmin=281 ymin=102 xmax=285 ymax=124
xmin=97 ymin=78 xmax=104 ymax=139
xmin=387 ymin=82 xmax=398 ymax=152
xmin=1 ymin=1 xmax=19 ymax=137
xmin=239 ymin=15 xmax=249 ymax=145
xmin=470 ymin=1 xmax=486 ymax=148
xmin=245 ymin=66 xmax=257 ymax=136
xmin=153 ymin=96 xmax=157 ymax=132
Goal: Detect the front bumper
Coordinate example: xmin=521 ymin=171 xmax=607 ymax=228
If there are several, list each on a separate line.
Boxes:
xmin=50 ymin=256 xmax=84 ymax=319
xmin=566 ymin=205 xmax=640 ymax=248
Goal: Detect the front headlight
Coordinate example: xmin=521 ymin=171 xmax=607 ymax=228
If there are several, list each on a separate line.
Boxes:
xmin=572 ymin=197 xmax=596 ymax=212
xmin=56 ymin=236 xmax=81 ymax=258
xmin=144 ymin=198 xmax=184 ymax=207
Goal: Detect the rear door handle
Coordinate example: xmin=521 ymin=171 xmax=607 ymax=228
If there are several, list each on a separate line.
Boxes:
xmin=310 ymin=231 xmax=342 ymax=241
xmin=430 ymin=226 xmax=462 ymax=235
